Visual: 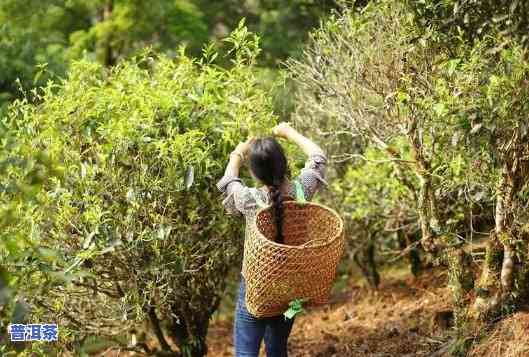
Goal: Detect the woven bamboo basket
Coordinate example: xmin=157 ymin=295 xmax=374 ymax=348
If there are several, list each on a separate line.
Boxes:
xmin=242 ymin=198 xmax=345 ymax=318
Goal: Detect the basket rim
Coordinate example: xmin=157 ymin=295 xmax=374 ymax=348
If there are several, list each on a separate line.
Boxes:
xmin=253 ymin=200 xmax=344 ymax=250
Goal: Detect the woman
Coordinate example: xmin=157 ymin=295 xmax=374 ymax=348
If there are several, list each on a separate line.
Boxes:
xmin=216 ymin=122 xmax=327 ymax=357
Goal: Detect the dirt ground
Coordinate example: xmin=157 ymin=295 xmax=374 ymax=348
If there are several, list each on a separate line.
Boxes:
xmin=90 ymin=267 xmax=529 ymax=357
xmin=207 ymin=269 xmax=458 ymax=357
xmin=468 ymin=311 xmax=529 ymax=357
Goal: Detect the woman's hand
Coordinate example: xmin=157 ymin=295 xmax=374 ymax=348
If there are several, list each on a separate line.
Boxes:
xmin=272 ymin=122 xmax=296 ymax=139
xmin=274 ymin=122 xmax=324 ymax=158
xmin=232 ymin=137 xmax=254 ymax=161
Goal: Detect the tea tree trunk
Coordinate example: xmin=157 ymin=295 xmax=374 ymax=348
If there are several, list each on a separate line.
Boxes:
xmin=95 ymin=0 xmax=116 ymax=66
xmin=354 ymin=238 xmax=380 ymax=289
xmin=408 ymin=122 xmax=475 ymax=329
xmin=473 ymin=157 xmax=529 ymax=320
xmin=170 ymin=313 xmax=210 ymax=357
xmin=397 ymin=229 xmax=422 ymax=277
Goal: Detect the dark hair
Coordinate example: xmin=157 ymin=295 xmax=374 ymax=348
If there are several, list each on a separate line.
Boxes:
xmin=249 ymin=137 xmax=288 ymax=244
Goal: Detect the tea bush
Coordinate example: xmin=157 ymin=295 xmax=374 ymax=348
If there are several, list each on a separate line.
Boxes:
xmin=0 ymin=121 xmax=59 ymax=353
xmin=289 ymin=0 xmax=528 ymax=346
xmin=4 ymin=25 xmax=277 ymax=356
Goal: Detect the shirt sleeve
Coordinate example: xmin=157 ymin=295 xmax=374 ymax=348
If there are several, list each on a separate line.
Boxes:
xmin=296 ymin=152 xmax=328 ymax=201
xmin=216 ymin=175 xmax=258 ymax=216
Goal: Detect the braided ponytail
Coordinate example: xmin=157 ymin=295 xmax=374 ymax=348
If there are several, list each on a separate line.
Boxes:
xmin=269 ymin=181 xmax=285 ymax=244
xmin=248 ymin=137 xmax=288 ymax=244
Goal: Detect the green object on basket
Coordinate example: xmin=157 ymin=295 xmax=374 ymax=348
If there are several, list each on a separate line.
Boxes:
xmin=293 ymin=180 xmax=306 ymax=203
xmin=283 ymin=298 xmax=308 ymax=320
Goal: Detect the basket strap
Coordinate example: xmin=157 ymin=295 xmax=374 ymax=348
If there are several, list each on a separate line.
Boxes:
xmin=293 ymin=179 xmax=306 ymax=203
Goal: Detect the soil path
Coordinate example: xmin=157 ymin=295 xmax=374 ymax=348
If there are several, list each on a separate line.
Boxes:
xmin=207 ymin=269 xmax=454 ymax=356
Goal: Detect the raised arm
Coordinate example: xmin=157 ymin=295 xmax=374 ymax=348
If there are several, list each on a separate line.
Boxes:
xmin=272 ymin=123 xmax=327 ymax=200
xmin=273 ymin=123 xmax=324 ymax=157
xmin=216 ymin=138 xmax=254 ymax=215
xmin=223 ymin=138 xmax=253 ymax=179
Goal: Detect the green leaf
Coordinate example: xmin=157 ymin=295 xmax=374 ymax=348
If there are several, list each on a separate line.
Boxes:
xmin=283 ymin=298 xmax=308 ymax=320
xmin=156 ymin=225 xmax=172 ymax=240
xmin=445 ymin=59 xmax=460 ymax=76
xmin=433 ymin=103 xmax=448 ymax=117
xmin=283 ymin=307 xmax=300 ymax=320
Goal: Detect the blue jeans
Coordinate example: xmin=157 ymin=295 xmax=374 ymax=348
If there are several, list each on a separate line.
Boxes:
xmin=234 ymin=277 xmax=295 ymax=357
